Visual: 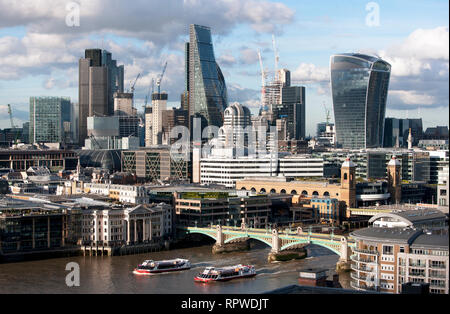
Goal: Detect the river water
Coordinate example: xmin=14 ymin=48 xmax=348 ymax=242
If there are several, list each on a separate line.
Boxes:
xmin=0 ymin=242 xmax=351 ymax=294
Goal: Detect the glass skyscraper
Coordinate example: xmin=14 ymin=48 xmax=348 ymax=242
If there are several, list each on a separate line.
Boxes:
xmin=330 ymin=53 xmax=391 ymax=149
xmin=186 ymin=24 xmax=228 ymax=128
xmin=29 ymin=96 xmax=71 ymax=144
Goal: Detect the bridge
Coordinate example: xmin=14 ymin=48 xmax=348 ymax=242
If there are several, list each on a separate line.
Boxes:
xmin=180 ymin=225 xmax=355 ymax=269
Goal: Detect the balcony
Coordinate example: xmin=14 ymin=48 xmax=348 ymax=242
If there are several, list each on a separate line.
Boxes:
xmin=351 ymin=254 xmax=377 ymax=264
xmin=429 ymin=273 xmax=447 ymax=279
xmin=350 ymin=272 xmax=376 ymax=282
xmin=409 ymin=263 xmax=427 ymax=268
xmin=353 ymin=248 xmax=379 ymax=256
xmin=351 ymin=263 xmax=376 ymax=273
xmin=430 ymin=264 xmax=446 ymax=269
xmin=350 ymin=281 xmax=379 ymax=292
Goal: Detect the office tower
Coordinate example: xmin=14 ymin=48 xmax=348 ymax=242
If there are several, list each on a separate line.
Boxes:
xmin=383 ymin=118 xmax=423 ymax=148
xmin=272 ymin=86 xmax=306 ymax=140
xmin=162 ymin=107 xmax=189 ymax=145
xmin=29 ymin=96 xmax=71 ymax=144
xmin=186 ymin=24 xmax=228 ymax=129
xmin=278 ymin=69 xmax=291 ymax=88
xmin=317 ymin=122 xmax=327 ymax=137
xmin=145 ymin=106 xmax=153 ymax=147
xmin=79 ymin=49 xmax=108 ymax=145
xmin=219 ymin=102 xmax=252 ymax=148
xmin=330 ymin=53 xmax=391 ymax=149
xmin=152 ymin=92 xmax=168 ymax=145
xmin=102 ymin=50 xmax=124 ymax=115
xmin=114 ymin=92 xmax=136 ymax=116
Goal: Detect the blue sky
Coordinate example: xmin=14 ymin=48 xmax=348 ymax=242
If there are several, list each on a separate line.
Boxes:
xmin=0 ymin=0 xmax=448 ymax=136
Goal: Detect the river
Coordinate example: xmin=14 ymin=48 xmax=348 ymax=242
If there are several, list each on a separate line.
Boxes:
xmin=0 ymin=241 xmax=351 ymax=294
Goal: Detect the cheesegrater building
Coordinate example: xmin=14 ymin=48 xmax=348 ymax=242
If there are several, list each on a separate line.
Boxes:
xmin=330 ymin=53 xmax=391 ymax=149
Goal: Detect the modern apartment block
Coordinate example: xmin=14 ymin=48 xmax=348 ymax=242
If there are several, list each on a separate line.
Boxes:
xmin=350 ymin=227 xmax=449 ymax=294
xmin=330 ymin=53 xmax=391 ymax=149
xmin=29 ymin=96 xmax=71 ymax=144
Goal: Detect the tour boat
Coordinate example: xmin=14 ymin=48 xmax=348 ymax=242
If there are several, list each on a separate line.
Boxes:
xmin=133 ymin=258 xmax=191 ymax=275
xmin=194 ymin=265 xmax=256 ymax=283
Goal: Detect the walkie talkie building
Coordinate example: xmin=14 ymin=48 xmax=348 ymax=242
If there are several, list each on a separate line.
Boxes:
xmin=330 ymin=53 xmax=391 ymax=149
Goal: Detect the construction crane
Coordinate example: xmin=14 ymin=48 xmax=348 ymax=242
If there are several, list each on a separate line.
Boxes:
xmin=272 ymin=34 xmax=280 ymax=81
xmin=143 ymin=78 xmax=154 ymax=109
xmin=257 ymin=50 xmax=266 ymax=108
xmin=323 ymin=102 xmax=331 ymax=126
xmin=156 ymin=61 xmax=168 ymax=94
xmin=7 ymin=104 xmax=20 ymax=145
xmin=130 ymin=73 xmax=141 ymax=94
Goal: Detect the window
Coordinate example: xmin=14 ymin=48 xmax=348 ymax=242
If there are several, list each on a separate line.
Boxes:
xmin=399 ymin=246 xmax=405 ymax=253
xmin=383 ymin=245 xmax=393 ymax=255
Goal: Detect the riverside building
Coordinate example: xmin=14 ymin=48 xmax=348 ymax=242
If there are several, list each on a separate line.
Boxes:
xmin=350 ymin=227 xmax=449 ymax=294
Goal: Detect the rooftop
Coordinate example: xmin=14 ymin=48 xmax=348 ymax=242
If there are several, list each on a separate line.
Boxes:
xmin=351 ymin=227 xmax=449 ymax=250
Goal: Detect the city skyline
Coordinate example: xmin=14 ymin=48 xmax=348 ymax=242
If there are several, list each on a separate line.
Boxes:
xmin=0 ymin=0 xmax=448 ymax=136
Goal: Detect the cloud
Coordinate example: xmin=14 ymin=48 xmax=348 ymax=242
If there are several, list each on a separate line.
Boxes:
xmin=0 ymin=0 xmax=294 ymax=42
xmin=380 ymin=26 xmax=449 ymax=111
xmin=227 ymin=83 xmax=260 ymax=106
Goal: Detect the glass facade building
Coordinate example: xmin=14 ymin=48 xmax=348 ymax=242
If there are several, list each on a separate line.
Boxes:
xmin=330 ymin=53 xmax=391 ymax=149
xmin=383 ymin=118 xmax=423 ymax=148
xmin=29 ymin=96 xmax=71 ymax=144
xmin=102 ymin=50 xmax=124 ymax=115
xmin=187 ymin=24 xmax=227 ymax=128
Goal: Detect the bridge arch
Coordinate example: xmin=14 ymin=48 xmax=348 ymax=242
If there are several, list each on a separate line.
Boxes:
xmin=224 ymin=235 xmax=272 ymax=247
xmin=185 ymin=230 xmax=217 ymax=242
xmin=281 ymin=240 xmax=341 ymax=256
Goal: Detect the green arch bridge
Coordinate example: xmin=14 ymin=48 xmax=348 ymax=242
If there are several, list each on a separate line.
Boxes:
xmin=179 ymin=225 xmax=355 ymax=267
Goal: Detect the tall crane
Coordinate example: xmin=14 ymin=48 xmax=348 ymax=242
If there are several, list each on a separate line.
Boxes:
xmin=7 ymin=104 xmax=20 ymax=145
xmin=156 ymin=61 xmax=168 ymax=94
xmin=257 ymin=50 xmax=266 ymax=108
xmin=144 ymin=78 xmax=154 ymax=109
xmin=323 ymin=102 xmax=331 ymax=126
xmin=130 ymin=73 xmax=141 ymax=94
xmin=272 ymin=34 xmax=280 ymax=81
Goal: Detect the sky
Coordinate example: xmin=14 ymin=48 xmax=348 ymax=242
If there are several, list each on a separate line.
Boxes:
xmin=0 ymin=0 xmax=448 ymax=136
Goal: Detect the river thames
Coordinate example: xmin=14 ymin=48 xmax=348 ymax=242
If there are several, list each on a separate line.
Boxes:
xmin=0 ymin=242 xmax=351 ymax=294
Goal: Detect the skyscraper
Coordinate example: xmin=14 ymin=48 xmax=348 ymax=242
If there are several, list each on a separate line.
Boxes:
xmin=29 ymin=96 xmax=71 ymax=144
xmin=186 ymin=24 xmax=228 ymax=129
xmin=78 ymin=49 xmax=124 ymax=145
xmin=102 ymin=50 xmax=125 ymax=115
xmin=330 ymin=53 xmax=391 ymax=149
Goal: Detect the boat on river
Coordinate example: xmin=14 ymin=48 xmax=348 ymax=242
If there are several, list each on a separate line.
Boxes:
xmin=133 ymin=258 xmax=191 ymax=275
xmin=194 ymin=265 xmax=256 ymax=283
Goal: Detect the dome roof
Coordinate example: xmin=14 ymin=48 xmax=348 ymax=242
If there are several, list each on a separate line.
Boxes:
xmin=388 ymin=155 xmax=401 ymax=167
xmin=341 ymin=157 xmax=356 ymax=168
xmin=77 ymin=149 xmax=122 ymax=172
